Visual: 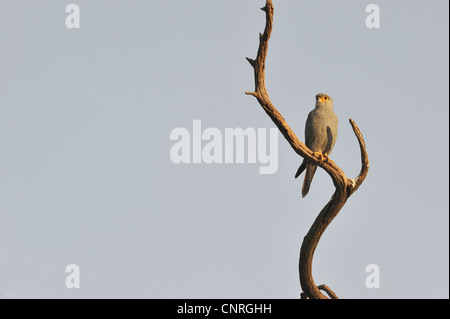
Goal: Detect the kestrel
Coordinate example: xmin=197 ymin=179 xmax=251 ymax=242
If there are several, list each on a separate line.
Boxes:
xmin=295 ymin=93 xmax=338 ymax=197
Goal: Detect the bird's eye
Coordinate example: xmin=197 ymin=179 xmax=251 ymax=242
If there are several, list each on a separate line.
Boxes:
xmin=324 ymin=96 xmax=328 ymax=100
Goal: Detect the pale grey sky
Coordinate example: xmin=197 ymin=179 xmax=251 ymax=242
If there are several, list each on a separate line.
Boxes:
xmin=0 ymin=0 xmax=448 ymax=298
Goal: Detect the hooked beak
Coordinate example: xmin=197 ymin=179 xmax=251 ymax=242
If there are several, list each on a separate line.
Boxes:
xmin=317 ymin=97 xmax=324 ymax=103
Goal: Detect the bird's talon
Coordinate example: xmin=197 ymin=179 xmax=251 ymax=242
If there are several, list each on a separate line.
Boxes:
xmin=313 ymin=152 xmax=328 ymax=164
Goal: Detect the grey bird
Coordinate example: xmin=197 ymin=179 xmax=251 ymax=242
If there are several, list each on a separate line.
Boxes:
xmin=295 ymin=93 xmax=338 ymax=197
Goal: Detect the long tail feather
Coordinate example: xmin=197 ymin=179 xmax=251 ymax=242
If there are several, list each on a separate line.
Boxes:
xmin=295 ymin=160 xmax=307 ymax=179
xmin=302 ymin=164 xmax=318 ymax=197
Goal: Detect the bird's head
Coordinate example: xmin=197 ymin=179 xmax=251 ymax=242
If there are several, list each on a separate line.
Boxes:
xmin=315 ymin=93 xmax=333 ymax=108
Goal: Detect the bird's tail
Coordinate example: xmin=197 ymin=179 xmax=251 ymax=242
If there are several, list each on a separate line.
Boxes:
xmin=294 ymin=160 xmax=307 ymax=179
xmin=302 ymin=164 xmax=318 ymax=198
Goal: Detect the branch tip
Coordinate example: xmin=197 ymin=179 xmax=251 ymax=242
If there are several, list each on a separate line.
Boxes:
xmin=246 ymin=57 xmax=256 ymax=67
xmin=245 ymin=91 xmax=258 ymax=97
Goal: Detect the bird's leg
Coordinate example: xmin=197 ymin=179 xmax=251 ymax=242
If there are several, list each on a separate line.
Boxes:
xmin=323 ymin=153 xmax=336 ymax=164
xmin=322 ymin=153 xmax=335 ymax=164
xmin=313 ymin=152 xmax=325 ymax=164
xmin=313 ymin=152 xmax=332 ymax=165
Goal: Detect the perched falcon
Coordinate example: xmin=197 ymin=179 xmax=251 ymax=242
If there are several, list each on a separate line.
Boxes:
xmin=295 ymin=93 xmax=338 ymax=197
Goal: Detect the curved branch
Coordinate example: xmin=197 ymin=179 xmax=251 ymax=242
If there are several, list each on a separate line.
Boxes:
xmin=347 ymin=119 xmax=370 ymax=195
xmin=318 ymin=284 xmax=339 ymax=299
xmin=301 ymin=285 xmax=339 ymax=299
xmin=246 ymin=0 xmax=369 ymax=299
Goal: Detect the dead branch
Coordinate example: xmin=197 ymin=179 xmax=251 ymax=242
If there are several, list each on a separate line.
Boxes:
xmin=246 ymin=0 xmax=369 ymax=299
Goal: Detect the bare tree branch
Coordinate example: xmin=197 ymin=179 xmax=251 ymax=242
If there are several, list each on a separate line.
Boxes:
xmin=246 ymin=0 xmax=369 ymax=299
xmin=318 ymin=284 xmax=339 ymax=299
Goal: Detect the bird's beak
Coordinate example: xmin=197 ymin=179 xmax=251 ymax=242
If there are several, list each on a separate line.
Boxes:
xmin=317 ymin=97 xmax=323 ymax=103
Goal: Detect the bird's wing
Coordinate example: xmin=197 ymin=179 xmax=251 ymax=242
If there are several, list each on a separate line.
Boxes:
xmin=304 ymin=110 xmax=314 ymax=148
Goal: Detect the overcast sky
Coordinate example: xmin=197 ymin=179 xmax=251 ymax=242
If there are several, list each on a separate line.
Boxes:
xmin=0 ymin=0 xmax=448 ymax=298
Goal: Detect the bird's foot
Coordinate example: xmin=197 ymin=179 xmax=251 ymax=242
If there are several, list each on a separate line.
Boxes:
xmin=322 ymin=153 xmax=335 ymax=164
xmin=313 ymin=152 xmax=331 ymax=165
